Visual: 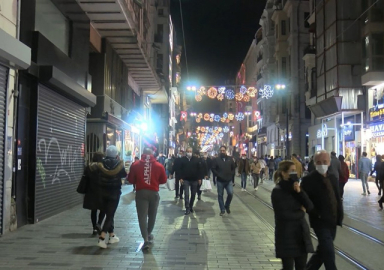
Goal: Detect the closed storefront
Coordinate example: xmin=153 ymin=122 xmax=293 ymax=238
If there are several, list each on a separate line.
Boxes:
xmin=34 ymin=85 xmax=86 ymax=222
xmin=0 ymin=65 xmax=8 ymax=234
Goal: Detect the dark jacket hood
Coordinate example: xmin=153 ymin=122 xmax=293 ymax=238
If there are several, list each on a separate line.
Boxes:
xmin=89 ymin=158 xmax=124 ymax=177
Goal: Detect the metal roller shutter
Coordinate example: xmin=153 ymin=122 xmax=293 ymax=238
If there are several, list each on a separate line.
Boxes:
xmin=0 ymin=65 xmax=7 ymax=234
xmin=35 ymin=85 xmax=86 ymax=222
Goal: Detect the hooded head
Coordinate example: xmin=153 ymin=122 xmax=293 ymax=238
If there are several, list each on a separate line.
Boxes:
xmin=106 ymin=145 xmax=118 ymax=158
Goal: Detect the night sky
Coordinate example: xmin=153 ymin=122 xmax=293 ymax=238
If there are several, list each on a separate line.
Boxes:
xmin=170 ymin=0 xmax=266 ymax=86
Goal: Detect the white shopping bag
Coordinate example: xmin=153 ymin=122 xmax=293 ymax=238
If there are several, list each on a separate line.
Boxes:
xmin=166 ymin=178 xmax=175 ymax=191
xmin=248 ymin=175 xmax=253 ymax=185
xmin=201 ymin=179 xmax=212 ymax=191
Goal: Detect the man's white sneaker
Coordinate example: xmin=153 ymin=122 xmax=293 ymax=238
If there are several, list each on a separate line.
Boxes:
xmin=254 ymin=187 xmax=258 ymax=191
xmin=241 ymin=188 xmax=245 ymax=191
xmin=109 ymin=235 xmax=120 ymax=244
xmin=98 ymin=239 xmax=107 ymax=249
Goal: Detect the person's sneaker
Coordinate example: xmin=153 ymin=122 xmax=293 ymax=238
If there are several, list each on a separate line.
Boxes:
xmin=97 ymin=238 xmax=107 ymax=249
xmin=378 ymin=200 xmax=383 ymax=210
xmin=362 ymin=193 xmax=366 ymax=195
xmin=92 ymin=229 xmax=98 ymax=236
xmin=184 ymin=209 xmax=191 ymax=215
xmin=148 ymin=234 xmax=154 ymax=241
xmin=142 ymin=241 xmax=151 ymax=250
xmin=175 ymin=196 xmax=179 ymax=199
xmin=368 ymin=190 xmax=371 ymax=195
xmin=225 ymin=206 xmax=231 ymax=214
xmin=109 ymin=235 xmax=120 ymax=244
xmin=241 ymin=188 xmax=244 ymax=191
xmin=254 ymin=187 xmax=258 ymax=191
xmin=220 ymin=211 xmax=225 ymax=216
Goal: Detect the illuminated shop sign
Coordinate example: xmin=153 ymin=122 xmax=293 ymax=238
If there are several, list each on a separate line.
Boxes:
xmin=369 ymin=104 xmax=384 ymax=121
xmin=370 ymin=122 xmax=384 ymax=138
xmin=316 ymin=124 xmax=328 ymax=138
xmin=343 ymin=125 xmax=355 ymax=141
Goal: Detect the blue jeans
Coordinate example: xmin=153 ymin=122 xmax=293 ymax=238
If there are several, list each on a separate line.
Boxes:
xmin=307 ymin=226 xmax=337 ymax=270
xmin=217 ymin=181 xmax=233 ymax=212
xmin=360 ymin=172 xmax=369 ymax=193
xmin=241 ymin=172 xmax=247 ymax=188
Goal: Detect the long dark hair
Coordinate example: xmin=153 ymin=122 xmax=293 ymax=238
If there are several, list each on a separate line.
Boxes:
xmin=92 ymin=152 xmax=105 ymax=163
xmin=376 ymin=155 xmax=382 ymax=163
xmin=273 ymin=160 xmax=295 ymax=184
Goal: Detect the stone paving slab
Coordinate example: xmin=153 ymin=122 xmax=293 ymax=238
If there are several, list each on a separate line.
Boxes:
xmin=0 ymin=182 xmax=281 ymax=270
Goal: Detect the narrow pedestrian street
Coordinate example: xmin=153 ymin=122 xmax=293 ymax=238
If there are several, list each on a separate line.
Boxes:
xmin=1 ymin=177 xmax=383 ymax=270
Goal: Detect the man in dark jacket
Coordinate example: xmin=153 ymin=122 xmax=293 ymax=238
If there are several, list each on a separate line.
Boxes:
xmin=195 ymin=150 xmax=207 ymax=200
xmin=95 ymin=145 xmax=127 ymax=248
xmin=301 ymin=150 xmax=343 ymax=270
xmin=212 ymin=145 xmax=236 ymax=216
xmin=328 ymin=151 xmax=341 ymax=180
xmin=172 ymin=150 xmax=184 ymax=199
xmin=179 ymin=147 xmax=203 ymax=215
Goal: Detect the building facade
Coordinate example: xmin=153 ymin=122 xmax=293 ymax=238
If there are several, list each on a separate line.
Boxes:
xmin=0 ymin=0 xmax=31 ymax=235
xmin=305 ymin=0 xmax=366 ymax=176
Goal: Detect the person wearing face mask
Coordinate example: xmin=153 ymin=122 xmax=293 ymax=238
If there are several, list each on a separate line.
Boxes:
xmin=211 ymin=145 xmax=236 ymax=216
xmin=272 ymin=160 xmax=314 ymax=270
xmin=250 ymin=156 xmax=261 ymax=190
xmin=238 ymin=153 xmax=250 ymax=191
xmin=301 ymin=150 xmax=343 ymax=270
xmin=172 ymin=150 xmax=184 ymax=199
xmin=179 ymin=147 xmax=203 ymax=215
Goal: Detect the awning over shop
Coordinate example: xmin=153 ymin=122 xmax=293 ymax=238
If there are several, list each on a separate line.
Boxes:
xmin=308 ymin=96 xmax=342 ymax=119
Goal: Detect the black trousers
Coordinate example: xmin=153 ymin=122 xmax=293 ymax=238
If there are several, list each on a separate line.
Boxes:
xmin=175 ymin=177 xmax=184 ymax=198
xmin=213 ymin=173 xmax=217 ymax=185
xmin=281 ymin=254 xmax=307 ymax=270
xmin=376 ymin=176 xmax=381 ymax=193
xmin=183 ymin=180 xmax=198 ymax=210
xmin=252 ymin=173 xmax=260 ymax=188
xmin=91 ymin=209 xmax=105 ymax=228
xmin=197 ymin=182 xmax=202 ymax=196
xmin=307 ymin=226 xmax=337 ymax=270
xmin=339 ymin=182 xmax=346 ymax=198
xmin=101 ymin=192 xmax=120 ymax=234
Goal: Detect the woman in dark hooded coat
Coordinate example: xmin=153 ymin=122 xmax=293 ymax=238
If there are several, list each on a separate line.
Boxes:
xmin=82 ymin=152 xmax=106 ymax=235
xmin=271 ymin=160 xmax=314 ymax=270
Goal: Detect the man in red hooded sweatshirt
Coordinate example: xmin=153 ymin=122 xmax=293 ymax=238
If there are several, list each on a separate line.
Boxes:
xmin=127 ymin=148 xmax=167 ymax=250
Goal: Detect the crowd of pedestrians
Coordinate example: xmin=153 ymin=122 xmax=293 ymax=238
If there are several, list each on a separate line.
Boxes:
xmin=79 ymin=145 xmax=372 ymax=270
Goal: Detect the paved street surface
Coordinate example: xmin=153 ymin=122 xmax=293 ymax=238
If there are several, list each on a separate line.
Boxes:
xmin=0 ymin=181 xmax=280 ymax=270
xmin=1 ymin=176 xmax=383 ymax=270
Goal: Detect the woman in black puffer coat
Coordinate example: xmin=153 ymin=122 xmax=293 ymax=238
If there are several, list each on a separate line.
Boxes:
xmin=82 ymin=152 xmax=105 ymax=235
xmin=271 ymin=160 xmax=314 ymax=270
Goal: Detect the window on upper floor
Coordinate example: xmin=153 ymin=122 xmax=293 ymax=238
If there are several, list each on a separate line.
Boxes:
xmin=276 ymin=24 xmax=279 ymax=39
xmin=35 ymin=0 xmax=70 ymax=55
xmin=282 ymin=57 xmax=287 ymax=78
xmin=281 ymin=20 xmax=286 ymax=35
xmin=304 ymin=12 xmax=310 ymax=28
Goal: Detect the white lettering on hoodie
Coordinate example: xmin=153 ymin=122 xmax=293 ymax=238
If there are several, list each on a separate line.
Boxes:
xmin=143 ymin=155 xmax=152 ymax=185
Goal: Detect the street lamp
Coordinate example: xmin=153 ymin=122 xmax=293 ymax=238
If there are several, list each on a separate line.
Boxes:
xmin=190 ymin=112 xmax=197 ymax=117
xmin=186 ymin=85 xmax=197 ymax=91
xmin=275 ymin=83 xmax=289 ymax=159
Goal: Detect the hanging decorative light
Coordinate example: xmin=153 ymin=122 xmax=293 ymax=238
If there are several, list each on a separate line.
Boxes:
xmin=196 ymin=118 xmax=201 ymax=123
xmin=260 ymin=84 xmax=274 ymax=99
xmin=218 ymin=87 xmax=226 ymax=94
xmin=225 ymin=89 xmax=235 ymax=100
xmin=223 ymin=112 xmax=228 ymax=119
xmin=221 ymin=117 xmax=226 ymax=122
xmin=240 ymin=86 xmax=247 ymax=94
xmin=195 ymin=94 xmax=202 ymax=102
xmin=218 ymin=127 xmax=223 ymax=132
xmin=230 ymin=131 xmax=234 ymax=137
xmin=228 ymin=113 xmax=234 ymax=120
xmin=207 ymin=87 xmax=218 ymax=99
xmin=214 ymin=115 xmax=221 ymax=122
xmin=223 ymin=126 xmax=230 ymax=133
xmin=198 ymin=86 xmax=206 ymax=95
xmin=219 ymin=133 xmax=224 ymax=138
xmin=243 ymin=94 xmax=250 ymax=102
xmin=204 ymin=113 xmax=210 ymax=121
xmin=235 ymin=92 xmax=244 ymax=101
xmin=210 ymin=118 xmax=214 ymax=122
xmin=247 ymin=87 xmax=257 ymax=97
xmin=235 ymin=112 xmax=245 ymax=121
xmin=217 ymin=93 xmax=224 ymax=101
xmin=198 ymin=113 xmax=203 ymax=118
xmin=201 ymin=127 xmax=206 ymax=132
